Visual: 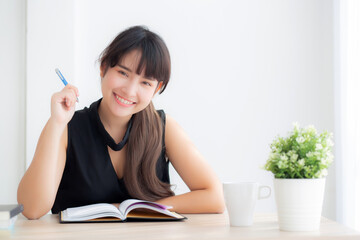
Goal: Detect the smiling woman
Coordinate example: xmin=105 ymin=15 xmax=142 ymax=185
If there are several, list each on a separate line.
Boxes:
xmin=17 ymin=26 xmax=225 ymax=219
xmin=97 ymin=27 xmax=174 ymax=202
xmin=99 ymin=50 xmax=162 ymax=118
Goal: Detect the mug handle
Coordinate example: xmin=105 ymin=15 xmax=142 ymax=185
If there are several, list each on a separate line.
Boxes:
xmin=258 ymin=185 xmax=271 ymax=199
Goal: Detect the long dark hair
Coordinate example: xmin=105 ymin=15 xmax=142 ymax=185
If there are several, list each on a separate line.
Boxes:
xmin=99 ymin=26 xmax=174 ymax=201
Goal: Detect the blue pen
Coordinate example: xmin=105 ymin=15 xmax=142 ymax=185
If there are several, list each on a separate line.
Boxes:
xmin=55 ymin=68 xmax=79 ymax=102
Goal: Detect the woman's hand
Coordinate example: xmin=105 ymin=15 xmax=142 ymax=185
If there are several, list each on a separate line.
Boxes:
xmin=50 ymin=84 xmax=79 ymax=126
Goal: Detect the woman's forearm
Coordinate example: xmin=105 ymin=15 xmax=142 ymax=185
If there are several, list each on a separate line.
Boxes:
xmin=156 ymin=187 xmax=225 ymax=214
xmin=17 ymin=118 xmax=66 ymax=219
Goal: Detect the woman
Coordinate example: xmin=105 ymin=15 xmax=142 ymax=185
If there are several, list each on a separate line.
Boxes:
xmin=17 ymin=26 xmax=225 ymax=219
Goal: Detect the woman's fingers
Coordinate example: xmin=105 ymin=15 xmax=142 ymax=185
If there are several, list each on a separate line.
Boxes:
xmin=63 ymin=84 xmax=79 ymax=100
xmin=64 ymin=84 xmax=79 ymax=97
xmin=50 ymin=85 xmax=79 ymax=125
xmin=52 ymin=86 xmax=78 ymax=111
xmin=63 ymin=91 xmax=76 ymax=109
xmin=59 ymin=85 xmax=78 ymax=108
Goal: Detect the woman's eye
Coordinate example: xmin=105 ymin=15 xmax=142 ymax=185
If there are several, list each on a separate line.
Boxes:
xmin=143 ymin=81 xmax=152 ymax=87
xmin=119 ymin=71 xmax=128 ymax=77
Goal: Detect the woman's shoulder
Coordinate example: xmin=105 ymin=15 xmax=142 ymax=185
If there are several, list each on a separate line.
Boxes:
xmin=70 ymin=100 xmax=100 ymax=124
xmin=161 ymin=112 xmax=181 ymax=141
xmin=156 ymin=110 xmax=180 ymax=131
xmin=70 ymin=106 xmax=91 ymax=124
xmin=156 ymin=110 xmax=179 ymax=128
xmin=68 ymin=105 xmax=97 ymax=133
xmin=162 ymin=113 xmax=178 ymax=130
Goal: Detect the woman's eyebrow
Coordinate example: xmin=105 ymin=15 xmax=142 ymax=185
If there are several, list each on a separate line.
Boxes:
xmin=117 ymin=64 xmax=156 ymax=81
xmin=117 ymin=64 xmax=132 ymax=72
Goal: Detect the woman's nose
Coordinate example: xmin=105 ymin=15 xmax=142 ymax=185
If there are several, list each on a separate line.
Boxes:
xmin=121 ymin=78 xmax=138 ymax=96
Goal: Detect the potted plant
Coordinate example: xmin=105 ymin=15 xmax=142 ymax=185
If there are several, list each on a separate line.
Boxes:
xmin=264 ymin=123 xmax=334 ymax=231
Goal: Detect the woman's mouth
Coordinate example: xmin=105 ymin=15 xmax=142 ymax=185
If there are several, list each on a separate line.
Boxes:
xmin=114 ymin=93 xmax=135 ymax=107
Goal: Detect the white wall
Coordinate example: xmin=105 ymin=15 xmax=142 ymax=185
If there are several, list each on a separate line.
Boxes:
xmin=24 ymin=0 xmax=335 ymax=219
xmin=0 ymin=0 xmax=26 ymax=204
xmin=334 ymin=0 xmax=360 ymax=229
xmin=26 ymin=0 xmax=75 ymax=169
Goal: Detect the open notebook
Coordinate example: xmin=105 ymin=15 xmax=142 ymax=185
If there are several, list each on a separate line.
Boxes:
xmin=59 ymin=199 xmax=186 ymax=223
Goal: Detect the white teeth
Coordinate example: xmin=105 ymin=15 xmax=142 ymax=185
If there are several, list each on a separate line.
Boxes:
xmin=115 ymin=95 xmax=133 ymax=105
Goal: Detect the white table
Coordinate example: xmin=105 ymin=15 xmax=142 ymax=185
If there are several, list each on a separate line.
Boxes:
xmin=1 ymin=212 xmax=359 ymax=239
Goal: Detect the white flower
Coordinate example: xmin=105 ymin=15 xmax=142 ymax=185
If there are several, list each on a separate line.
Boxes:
xmin=326 ymin=152 xmax=334 ymax=164
xmin=298 ymin=159 xmax=305 ymax=167
xmin=268 ymin=152 xmax=276 ymax=160
xmin=296 ymin=136 xmax=305 ymax=143
xmin=316 ymin=143 xmax=323 ymax=150
xmin=289 ymin=152 xmax=298 ymax=162
xmin=327 ymin=138 xmax=334 ymax=147
xmin=277 ymin=160 xmax=288 ymax=169
xmin=280 ymin=154 xmax=287 ymax=161
xmin=304 ymin=166 xmax=311 ymax=174
xmin=314 ymin=171 xmax=321 ymax=178
xmin=307 ymin=125 xmax=317 ymax=134
xmin=287 ymin=150 xmax=298 ymax=162
xmin=315 ymin=169 xmax=328 ymax=178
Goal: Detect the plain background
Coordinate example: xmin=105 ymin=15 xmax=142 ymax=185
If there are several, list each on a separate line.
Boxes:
xmin=1 ymin=0 xmax=335 ymax=220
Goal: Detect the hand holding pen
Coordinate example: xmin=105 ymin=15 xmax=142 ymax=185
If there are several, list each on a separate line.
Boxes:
xmin=50 ymin=68 xmax=80 ymax=125
xmin=55 ymin=68 xmax=79 ymax=102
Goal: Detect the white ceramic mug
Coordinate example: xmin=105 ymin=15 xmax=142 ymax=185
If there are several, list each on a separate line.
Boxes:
xmin=223 ymin=182 xmax=271 ymax=227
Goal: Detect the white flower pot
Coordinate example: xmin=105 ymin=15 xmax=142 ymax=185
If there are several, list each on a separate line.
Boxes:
xmin=274 ymin=178 xmax=326 ymax=231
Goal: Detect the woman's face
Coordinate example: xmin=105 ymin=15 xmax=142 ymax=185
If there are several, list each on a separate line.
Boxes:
xmin=101 ymin=50 xmax=159 ymax=118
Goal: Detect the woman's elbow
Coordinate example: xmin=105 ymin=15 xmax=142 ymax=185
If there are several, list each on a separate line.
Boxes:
xmin=22 ymin=210 xmax=42 ymax=220
xmin=20 ymin=204 xmax=51 ymax=220
xmin=208 ymin=187 xmax=226 ymax=213
xmin=18 ymin=197 xmax=51 ymax=220
xmin=216 ymin=204 xmax=226 ymax=214
xmin=18 ymin=190 xmax=53 ymax=219
xmin=212 ymin=197 xmax=226 ymax=213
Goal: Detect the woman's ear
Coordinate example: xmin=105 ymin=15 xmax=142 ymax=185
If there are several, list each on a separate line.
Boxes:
xmin=100 ymin=64 xmax=106 ymax=78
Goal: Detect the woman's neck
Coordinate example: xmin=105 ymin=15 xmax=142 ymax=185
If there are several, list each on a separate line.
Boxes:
xmin=98 ymin=100 xmax=132 ymax=143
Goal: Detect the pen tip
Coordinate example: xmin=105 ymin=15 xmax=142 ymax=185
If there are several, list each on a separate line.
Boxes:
xmin=55 ymin=68 xmax=59 ymax=73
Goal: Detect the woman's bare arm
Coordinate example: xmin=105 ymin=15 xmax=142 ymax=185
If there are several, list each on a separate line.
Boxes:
xmin=17 ymin=120 xmax=67 ymax=219
xmin=17 ymin=85 xmax=79 ymax=219
xmin=156 ymin=115 xmax=225 ymax=213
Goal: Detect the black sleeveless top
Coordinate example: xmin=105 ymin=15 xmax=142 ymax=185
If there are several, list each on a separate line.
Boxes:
xmin=51 ymin=98 xmax=170 ymax=214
